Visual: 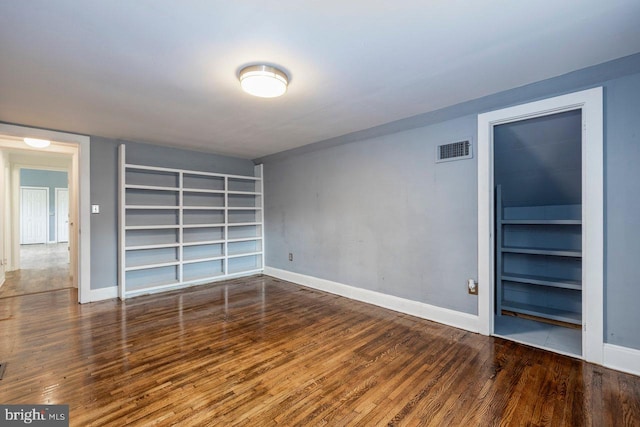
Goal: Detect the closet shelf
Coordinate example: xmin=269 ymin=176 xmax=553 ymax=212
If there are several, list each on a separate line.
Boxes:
xmin=501 ymin=301 xmax=581 ymax=325
xmin=495 ymin=185 xmax=582 ymax=327
xmin=501 ymin=273 xmax=581 ymax=291
xmin=502 ymin=219 xmax=581 ymax=225
xmin=501 ymin=247 xmax=582 ymax=258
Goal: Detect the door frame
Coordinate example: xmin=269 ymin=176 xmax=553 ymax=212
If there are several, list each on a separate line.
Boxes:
xmin=55 ymin=187 xmax=69 ymax=243
xmin=0 ymin=124 xmax=91 ymax=303
xmin=20 ymin=186 xmax=50 ymax=245
xmin=477 ymin=87 xmax=603 ymax=364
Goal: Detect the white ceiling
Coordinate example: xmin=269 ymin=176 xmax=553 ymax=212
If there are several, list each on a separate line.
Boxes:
xmin=1 ymin=1 xmax=639 ymax=159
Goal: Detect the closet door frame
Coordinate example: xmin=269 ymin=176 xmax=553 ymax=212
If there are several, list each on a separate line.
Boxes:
xmin=477 ymin=87 xmax=603 ymax=364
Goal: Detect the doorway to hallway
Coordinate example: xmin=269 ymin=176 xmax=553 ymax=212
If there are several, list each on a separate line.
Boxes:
xmin=0 ymin=243 xmax=72 ymax=298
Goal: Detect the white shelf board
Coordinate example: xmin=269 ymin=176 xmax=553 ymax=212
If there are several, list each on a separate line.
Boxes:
xmin=125 ymin=163 xmax=180 ymax=173
xmin=125 ymin=225 xmax=180 ymax=230
xmin=227 ymin=237 xmax=262 ymax=243
xmin=125 ymin=261 xmax=180 ymax=271
xmin=182 ymin=272 xmax=226 ymax=283
xmin=126 ymin=163 xmax=261 ymax=181
xmin=227 ymin=267 xmax=263 ymax=276
xmin=227 ymin=175 xmax=261 ymax=181
xmin=182 ymin=223 xmax=225 ymax=229
xmin=182 ymin=206 xmax=225 ymax=210
xmin=228 ymin=191 xmax=260 ymax=195
xmin=227 ymin=222 xmax=261 ymax=227
xmin=183 ymin=188 xmax=225 ymax=194
xmin=183 ymin=256 xmax=225 ymax=264
xmin=125 ymin=184 xmax=180 ymax=192
xmin=124 ymin=280 xmax=182 ymax=296
xmin=227 ymin=251 xmax=262 ymax=259
xmin=126 ymin=243 xmax=180 ymax=251
xmin=227 ymin=207 xmax=262 ymax=211
xmin=125 ymin=205 xmax=179 ymax=210
xmin=182 ymin=239 xmax=225 ymax=247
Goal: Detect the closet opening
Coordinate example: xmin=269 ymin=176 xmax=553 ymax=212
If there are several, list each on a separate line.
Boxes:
xmin=477 ymin=88 xmax=603 ymax=363
xmin=493 ymin=110 xmax=582 ymax=357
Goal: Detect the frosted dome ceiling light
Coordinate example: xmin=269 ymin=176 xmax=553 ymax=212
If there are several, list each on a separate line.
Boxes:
xmin=24 ymin=138 xmax=51 ymax=148
xmin=239 ymin=65 xmax=288 ymax=98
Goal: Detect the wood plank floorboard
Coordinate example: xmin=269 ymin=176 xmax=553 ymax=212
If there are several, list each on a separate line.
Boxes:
xmin=0 ymin=274 xmax=639 ymax=426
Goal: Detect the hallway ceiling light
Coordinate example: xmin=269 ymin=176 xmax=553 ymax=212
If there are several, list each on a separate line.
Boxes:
xmin=24 ymin=138 xmax=51 ymax=148
xmin=239 ymin=65 xmax=288 ymax=98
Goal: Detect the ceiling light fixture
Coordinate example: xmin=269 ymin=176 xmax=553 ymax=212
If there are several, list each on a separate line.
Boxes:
xmin=239 ymin=65 xmax=288 ymax=98
xmin=24 ymin=138 xmax=51 ymax=148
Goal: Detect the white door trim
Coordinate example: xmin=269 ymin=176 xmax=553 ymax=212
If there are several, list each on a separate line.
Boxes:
xmin=20 ymin=186 xmax=49 ymax=244
xmin=477 ymin=87 xmax=604 ymax=365
xmin=0 ymin=124 xmax=91 ymax=303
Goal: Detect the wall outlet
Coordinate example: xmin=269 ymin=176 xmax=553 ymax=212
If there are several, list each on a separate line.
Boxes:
xmin=288 ymin=253 xmax=293 ymax=262
xmin=467 ymin=279 xmax=478 ymax=295
xmin=91 ymin=204 xmax=100 ymax=214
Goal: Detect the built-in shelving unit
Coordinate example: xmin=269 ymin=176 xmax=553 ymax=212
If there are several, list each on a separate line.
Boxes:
xmin=118 ymin=144 xmax=264 ymax=299
xmin=496 ymin=185 xmax=582 ymax=326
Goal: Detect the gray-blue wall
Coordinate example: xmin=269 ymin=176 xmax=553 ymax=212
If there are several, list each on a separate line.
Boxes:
xmin=89 ymin=138 xmax=255 ymax=290
xmin=20 ymin=168 xmax=68 ymax=242
xmin=261 ymin=55 xmax=640 ymax=351
xmin=263 ymin=117 xmax=478 ymax=314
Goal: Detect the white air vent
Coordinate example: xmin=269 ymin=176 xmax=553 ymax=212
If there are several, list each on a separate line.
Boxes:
xmin=436 ymin=140 xmax=472 ymax=163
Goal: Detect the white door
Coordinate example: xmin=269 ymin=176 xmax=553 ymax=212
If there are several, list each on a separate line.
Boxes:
xmin=56 ymin=188 xmax=69 ymax=243
xmin=20 ymin=187 xmax=48 ymax=244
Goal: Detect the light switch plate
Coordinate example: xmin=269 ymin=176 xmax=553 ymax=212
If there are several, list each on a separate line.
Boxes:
xmin=91 ymin=204 xmax=100 ymax=214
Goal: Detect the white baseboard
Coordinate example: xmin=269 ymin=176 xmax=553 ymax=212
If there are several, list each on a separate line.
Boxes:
xmin=85 ymin=286 xmax=118 ymax=303
xmin=84 ymin=271 xmax=265 ymax=302
xmin=264 ymin=267 xmax=479 ymax=333
xmin=604 ymin=343 xmax=640 ymax=377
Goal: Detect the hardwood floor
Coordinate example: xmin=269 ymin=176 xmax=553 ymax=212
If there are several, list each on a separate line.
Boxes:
xmin=0 ymin=243 xmax=72 ymax=298
xmin=0 ymin=275 xmax=638 ymax=426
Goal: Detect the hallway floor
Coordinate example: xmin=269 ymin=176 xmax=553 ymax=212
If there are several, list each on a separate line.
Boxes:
xmin=0 ymin=243 xmax=72 ymax=299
